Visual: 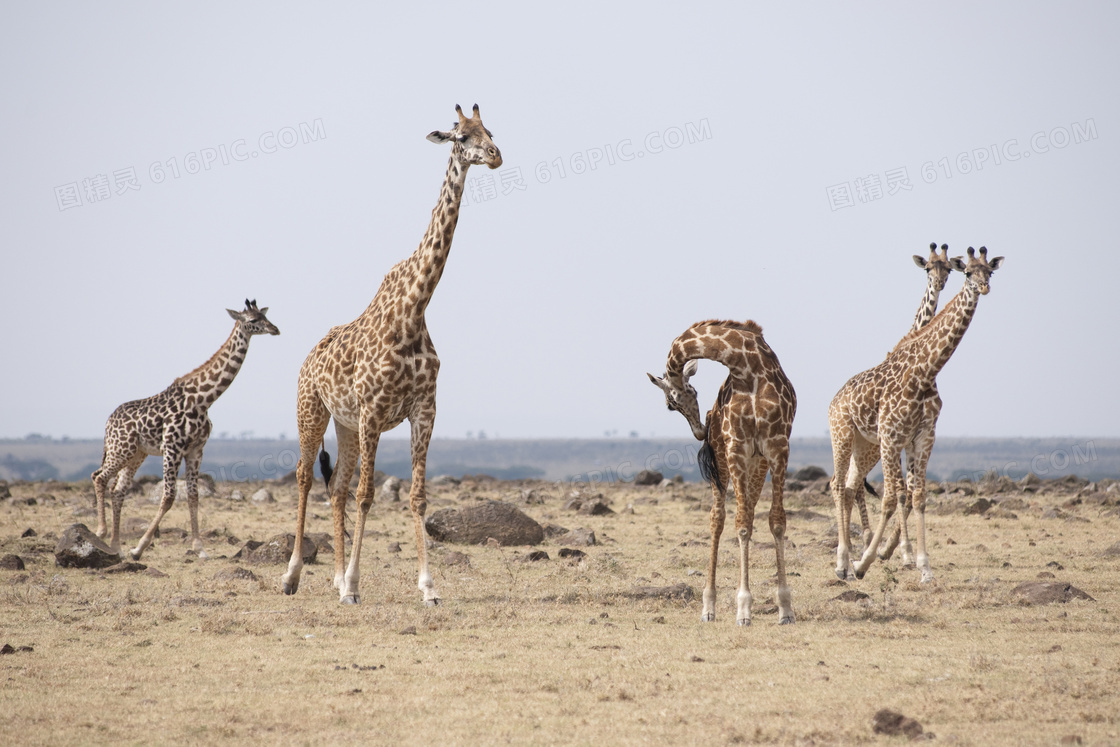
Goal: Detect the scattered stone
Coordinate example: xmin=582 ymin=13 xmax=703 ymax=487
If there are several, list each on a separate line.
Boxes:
xmin=443 ymin=551 xmax=471 ymax=567
xmin=872 ymin=709 xmax=925 ymax=739
xmin=380 ymin=477 xmax=403 ymax=503
xmin=212 ymin=567 xmax=259 ymax=582
xmin=520 ymin=488 xmax=544 ymax=504
xmin=1102 ymin=542 xmax=1120 ymax=557
xmin=306 ymin=532 xmax=335 ymax=554
xmin=387 ymin=542 xmax=401 ymax=553
xmin=1059 ymin=736 xmax=1082 ymax=745
xmin=558 ymin=548 xmax=587 ymax=561
xmin=246 ymin=534 xmax=317 ymax=565
xmin=230 ymin=489 xmax=244 ymax=502
xmin=0 ymin=554 xmax=26 ymax=571
xmin=1000 ymin=497 xmax=1030 ymax=511
xmin=1037 ymin=571 xmax=1055 ymax=579
xmin=832 ymin=590 xmax=871 ymax=603
xmin=0 ymin=482 xmax=10 ymax=500
xmin=634 ymin=470 xmax=663 ymax=486
xmin=151 ymin=479 xmax=215 ymax=504
xmin=793 ymin=465 xmax=828 ymax=481
xmin=103 ymin=561 xmax=147 ymax=574
xmin=425 ymin=501 xmax=544 ymax=546
xmin=624 ymin=583 xmax=694 ymax=601
xmin=1047 ymin=560 xmax=1065 ymax=570
xmin=1011 ymin=581 xmax=1094 ymax=605
xmin=431 ymin=475 xmax=460 ymax=487
xmin=522 ymin=550 xmax=549 ymax=562
xmin=399 ymin=626 xmax=417 ymax=635
xmin=556 ymin=528 xmax=597 ymax=547
xmin=578 ymin=497 xmax=615 ymax=516
xmin=540 ymin=523 xmax=569 ymax=539
xmin=143 ymin=567 xmax=168 ymax=578
xmin=231 ymin=540 xmax=264 ymax=560
xmin=1 ymin=644 xmax=33 ymax=655
xmin=987 ymin=507 xmax=1019 ymax=519
xmin=54 ymin=524 xmax=121 ymax=569
xmin=21 ymin=528 xmax=36 ymax=538
xmin=650 ymin=615 xmax=666 ymax=624
xmin=964 ymin=498 xmax=992 ymax=515
xmin=250 ymin=488 xmax=274 ymax=504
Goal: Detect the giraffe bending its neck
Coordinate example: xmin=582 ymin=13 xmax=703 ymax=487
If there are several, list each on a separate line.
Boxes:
xmin=649 ymin=320 xmax=797 ymax=625
xmin=829 ymin=247 xmax=1003 ymax=584
xmin=91 ymin=300 xmax=279 ymax=559
xmin=282 ymin=104 xmax=502 ymax=606
xmin=849 ymin=244 xmax=963 ymax=553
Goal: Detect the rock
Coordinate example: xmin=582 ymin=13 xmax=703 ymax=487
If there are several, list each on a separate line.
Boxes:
xmin=143 ymin=567 xmax=168 ymax=578
xmin=578 ymin=497 xmax=615 ymax=516
xmin=103 ymin=561 xmax=147 ymax=574
xmin=21 ymin=528 xmax=36 ymax=538
xmin=120 ymin=516 xmax=153 ymax=539
xmin=151 ymin=479 xmax=214 ymax=504
xmin=54 ymin=524 xmax=121 ymax=569
xmin=521 ymin=550 xmax=549 ymax=562
xmin=246 ymin=534 xmax=317 ymax=565
xmin=443 ymin=551 xmax=470 ymax=567
xmin=540 ymin=523 xmax=569 ymax=539
xmin=1019 ymin=473 xmax=1041 ymax=488
xmin=964 ymin=498 xmax=992 ymax=515
xmin=520 ymin=488 xmax=544 ymax=504
xmin=793 ymin=465 xmax=828 ymax=481
xmin=306 ymin=532 xmax=335 ymax=554
xmin=1102 ymin=542 xmax=1120 ymax=557
xmin=387 ymin=542 xmax=401 ymax=553
xmin=231 ymin=540 xmax=264 ymax=560
xmin=556 ymin=528 xmax=597 ymax=547
xmin=872 ymin=709 xmax=925 ymax=739
xmin=624 ymin=583 xmax=694 ymax=601
xmin=380 ymin=477 xmax=403 ymax=503
xmin=1011 ymin=581 xmax=1094 ymax=605
xmin=558 ymin=548 xmax=587 ymax=560
xmin=832 ymin=590 xmax=871 ymax=603
xmin=0 ymin=482 xmax=10 ymax=500
xmin=399 ymin=626 xmax=417 ymax=636
xmin=424 ymin=501 xmax=544 ymax=546
xmin=988 ymin=507 xmax=1019 ymax=520
xmin=230 ymin=489 xmax=245 ymax=502
xmin=212 ymin=567 xmax=258 ymax=582
xmin=562 ymin=497 xmax=583 ymax=511
xmin=634 ymin=470 xmax=663 ymax=486
xmin=250 ymin=488 xmax=274 ymax=504
xmin=0 ymin=554 xmax=26 ymax=571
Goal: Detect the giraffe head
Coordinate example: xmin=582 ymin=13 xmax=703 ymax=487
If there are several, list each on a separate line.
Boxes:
xmin=227 ymin=299 xmax=280 ymax=336
xmin=647 ymin=360 xmax=707 ymax=440
xmin=950 ymin=246 xmax=1004 ymax=296
xmin=426 ymin=104 xmax=502 ymax=169
xmin=912 ymin=242 xmax=961 ymax=293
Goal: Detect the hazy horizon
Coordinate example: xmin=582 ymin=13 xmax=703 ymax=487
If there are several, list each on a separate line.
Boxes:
xmin=3 ymin=3 xmax=1118 ymax=442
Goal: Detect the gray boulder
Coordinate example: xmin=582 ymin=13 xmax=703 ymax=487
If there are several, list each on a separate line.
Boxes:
xmin=246 ymin=534 xmax=317 ymax=565
xmin=425 ymin=500 xmax=544 ymax=546
xmin=54 ymin=524 xmax=121 ymax=569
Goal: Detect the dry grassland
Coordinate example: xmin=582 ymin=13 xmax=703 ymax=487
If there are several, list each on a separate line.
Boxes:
xmin=1 ymin=476 xmax=1119 ymax=745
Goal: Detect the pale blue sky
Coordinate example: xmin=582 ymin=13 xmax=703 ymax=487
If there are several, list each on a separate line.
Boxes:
xmin=1 ymin=2 xmax=1117 ymax=442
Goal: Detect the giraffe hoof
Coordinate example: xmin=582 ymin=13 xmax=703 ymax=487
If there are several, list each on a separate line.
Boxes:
xmin=779 ymin=615 xmax=795 ymax=625
xmin=736 ymin=618 xmax=751 ymax=627
xmin=340 ymin=595 xmax=360 ymax=605
xmin=920 ymin=573 xmax=935 ymax=584
xmin=282 ymin=582 xmax=298 ymax=596
xmin=424 ymin=598 xmax=441 ymax=607
xmin=854 ymin=569 xmax=867 ymax=580
xmin=128 ymin=549 xmax=142 ymax=561
xmin=701 ymin=613 xmax=715 ymax=623
xmin=835 ymin=569 xmax=848 ymax=581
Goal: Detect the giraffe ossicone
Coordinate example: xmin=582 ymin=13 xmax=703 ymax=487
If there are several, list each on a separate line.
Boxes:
xmin=828 ymin=246 xmax=1004 ymax=584
xmin=649 ymin=319 xmax=797 ymax=625
xmin=91 ymin=300 xmax=279 ymax=560
xmin=281 ymin=104 xmax=501 ymax=606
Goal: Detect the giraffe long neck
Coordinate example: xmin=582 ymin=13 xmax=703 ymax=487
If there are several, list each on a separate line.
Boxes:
xmin=667 ymin=323 xmax=763 ymax=386
xmin=399 ymin=152 xmax=470 ymax=316
xmin=909 ymin=283 xmax=981 ymax=380
xmin=177 ymin=323 xmax=252 ymax=407
xmin=910 ymin=276 xmax=942 ymax=333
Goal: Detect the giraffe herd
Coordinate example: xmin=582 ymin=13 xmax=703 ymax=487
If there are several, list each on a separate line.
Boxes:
xmin=90 ymin=104 xmax=1005 ymax=625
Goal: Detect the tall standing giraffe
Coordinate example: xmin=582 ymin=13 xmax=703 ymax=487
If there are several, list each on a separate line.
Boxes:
xmin=648 ymin=320 xmax=797 ymax=625
xmin=282 ymin=104 xmax=501 ymax=605
xmin=829 ymin=247 xmax=1003 ymax=583
xmin=847 ymin=244 xmax=962 ymax=554
xmin=91 ymin=300 xmax=280 ymax=560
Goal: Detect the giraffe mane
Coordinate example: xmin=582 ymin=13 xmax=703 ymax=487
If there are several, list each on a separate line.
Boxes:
xmin=174 ymin=324 xmax=239 ymax=384
xmin=688 ymin=319 xmax=763 ymax=335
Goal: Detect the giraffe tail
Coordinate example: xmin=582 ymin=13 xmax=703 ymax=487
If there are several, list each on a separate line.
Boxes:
xmin=319 ymin=448 xmax=334 ymax=492
xmin=697 ymin=440 xmax=725 ymax=494
xmin=863 ymin=479 xmax=878 ymax=497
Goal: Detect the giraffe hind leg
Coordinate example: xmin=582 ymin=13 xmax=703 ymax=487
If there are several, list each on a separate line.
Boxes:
xmin=408 ymin=409 xmax=440 ymax=606
xmin=131 ymin=447 xmax=183 ymax=561
xmin=282 ymin=392 xmax=331 ymax=596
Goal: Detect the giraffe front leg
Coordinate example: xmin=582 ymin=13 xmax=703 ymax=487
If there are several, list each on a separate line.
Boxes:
xmin=340 ymin=424 xmax=380 ymax=605
xmin=767 ymin=452 xmax=794 ymax=625
xmin=281 ymin=453 xmax=318 ymax=595
xmin=131 ymin=449 xmax=182 ymax=561
xmin=855 ymin=448 xmax=903 ymax=579
xmin=908 ymin=436 xmax=936 ymax=583
xmin=734 ymin=460 xmax=764 ymax=626
xmin=184 ymin=440 xmax=207 ymax=559
xmin=407 ymin=412 xmax=439 ymax=606
xmin=703 ymin=485 xmax=726 ymax=622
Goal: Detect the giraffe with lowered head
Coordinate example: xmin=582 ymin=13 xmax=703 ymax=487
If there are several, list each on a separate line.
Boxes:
xmin=282 ymin=104 xmax=502 ymax=605
xmin=829 ymin=247 xmax=1003 ymax=583
xmin=92 ymin=300 xmax=280 ymax=560
xmin=649 ymin=320 xmax=797 ymax=625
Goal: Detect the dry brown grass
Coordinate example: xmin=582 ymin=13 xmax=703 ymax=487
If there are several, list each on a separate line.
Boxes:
xmin=1 ymin=477 xmax=1119 ymax=745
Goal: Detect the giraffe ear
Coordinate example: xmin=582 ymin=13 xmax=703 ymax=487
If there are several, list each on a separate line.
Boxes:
xmin=988 ymin=256 xmax=1004 ymax=270
xmin=949 ymin=257 xmax=968 ymax=272
xmin=647 ymin=372 xmax=668 ymax=392
xmin=912 ymin=255 xmax=929 ymax=269
xmin=427 ymin=130 xmax=454 ymax=144
xmin=227 ymin=308 xmax=242 ymax=321
xmin=258 ymin=307 xmax=269 ymax=315
xmin=683 ymin=360 xmax=699 ymax=381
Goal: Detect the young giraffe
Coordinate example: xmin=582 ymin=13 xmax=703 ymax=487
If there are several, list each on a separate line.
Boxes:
xmin=829 ymin=247 xmax=1003 ymax=583
xmin=281 ymin=104 xmax=501 ymax=605
xmin=847 ymin=244 xmax=961 ymax=555
xmin=91 ymin=300 xmax=280 ymax=560
xmin=648 ymin=320 xmax=797 ymax=625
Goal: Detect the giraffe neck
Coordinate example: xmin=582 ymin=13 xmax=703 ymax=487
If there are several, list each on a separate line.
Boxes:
xmin=398 ymin=152 xmax=470 ymax=316
xmin=667 ymin=321 xmax=764 ymax=386
xmin=910 ymin=277 xmax=942 ymax=333
xmin=907 ymin=283 xmax=981 ymax=380
xmin=176 ymin=323 xmax=252 ymax=407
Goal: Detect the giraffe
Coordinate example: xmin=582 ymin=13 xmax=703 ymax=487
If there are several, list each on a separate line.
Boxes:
xmin=281 ymin=104 xmax=501 ymax=605
xmin=847 ymin=243 xmax=962 ymax=554
xmin=91 ymin=300 xmax=279 ymax=560
xmin=648 ymin=320 xmax=797 ymax=625
xmin=829 ymin=247 xmax=1003 ymax=583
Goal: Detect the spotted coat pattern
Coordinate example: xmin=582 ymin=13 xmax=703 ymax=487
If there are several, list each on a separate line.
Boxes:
xmin=829 ymin=247 xmax=1003 ymax=584
xmin=281 ymin=104 xmax=502 ymax=606
xmin=648 ymin=320 xmax=797 ymax=625
xmin=91 ymin=300 xmax=280 ymax=559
